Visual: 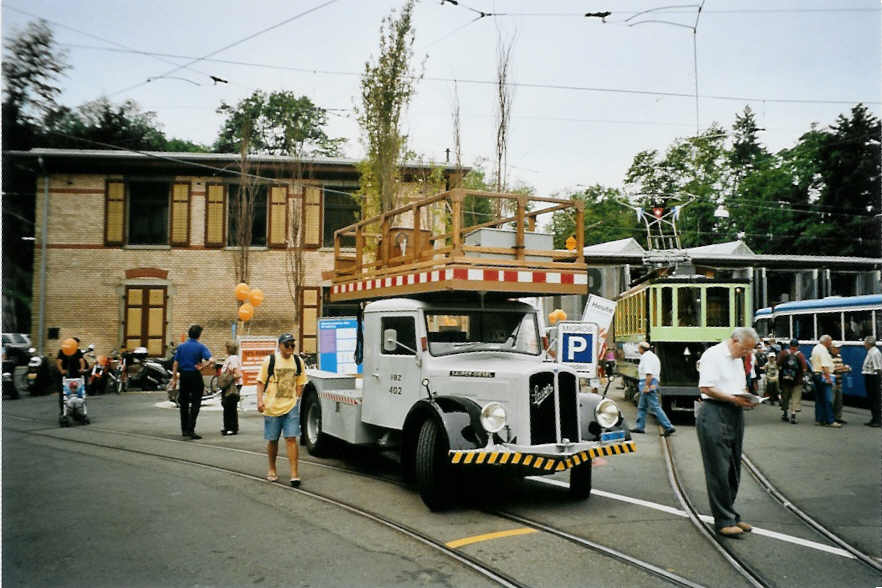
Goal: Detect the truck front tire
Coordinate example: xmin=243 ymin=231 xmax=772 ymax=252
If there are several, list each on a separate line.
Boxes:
xmin=415 ymin=418 xmax=456 ymax=511
xmin=303 ymin=392 xmax=328 ymax=456
xmin=569 ymin=461 xmax=592 ymax=500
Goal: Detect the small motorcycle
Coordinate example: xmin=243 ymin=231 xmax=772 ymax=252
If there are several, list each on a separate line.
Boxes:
xmin=128 ymin=347 xmax=173 ymax=391
xmin=104 ymin=350 xmax=127 ymax=395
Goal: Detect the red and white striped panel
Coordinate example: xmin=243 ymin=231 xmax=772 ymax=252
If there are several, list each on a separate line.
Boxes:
xmin=331 ymin=268 xmax=587 ymax=295
xmin=318 ymin=391 xmax=361 ymax=405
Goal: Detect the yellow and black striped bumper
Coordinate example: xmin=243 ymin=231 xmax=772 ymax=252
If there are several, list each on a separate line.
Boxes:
xmin=448 ymin=440 xmax=636 ymax=472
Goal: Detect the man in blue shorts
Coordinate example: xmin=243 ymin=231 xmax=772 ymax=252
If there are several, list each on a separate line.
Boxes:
xmin=257 ymin=333 xmax=308 ymax=487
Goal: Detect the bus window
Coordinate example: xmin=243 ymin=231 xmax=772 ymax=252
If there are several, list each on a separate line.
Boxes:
xmin=817 ymin=312 xmax=842 ymax=341
xmin=661 ymin=288 xmax=673 ymax=326
xmin=876 ymin=310 xmax=881 ymax=340
xmin=774 ymin=315 xmax=790 ymax=339
xmin=794 ymin=313 xmax=815 ymax=340
xmin=844 ymin=310 xmax=872 ymax=342
xmin=755 ymin=318 xmax=770 ymax=338
xmin=734 ymin=287 xmax=746 ymax=327
xmin=677 ymin=288 xmax=700 ymax=327
xmin=706 ymin=287 xmax=730 ymax=327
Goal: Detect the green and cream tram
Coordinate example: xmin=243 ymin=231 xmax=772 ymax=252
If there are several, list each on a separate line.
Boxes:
xmin=614 ymin=275 xmax=752 ymax=415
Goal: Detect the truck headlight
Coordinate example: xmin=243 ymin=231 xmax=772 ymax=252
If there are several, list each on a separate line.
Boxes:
xmin=595 ymin=398 xmax=621 ymax=429
xmin=480 ymin=402 xmax=507 ymax=434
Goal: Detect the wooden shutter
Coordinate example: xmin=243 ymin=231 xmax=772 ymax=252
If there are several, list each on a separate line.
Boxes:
xmin=299 ymin=287 xmax=320 ymax=353
xmin=105 ymin=180 xmax=125 ymax=246
xmin=170 ymin=182 xmax=191 ymax=246
xmin=302 ymin=185 xmax=321 ymax=249
xmin=205 ymin=183 xmax=225 ymax=248
xmin=124 ymin=286 xmax=167 ymax=355
xmin=268 ymin=185 xmax=288 ymax=248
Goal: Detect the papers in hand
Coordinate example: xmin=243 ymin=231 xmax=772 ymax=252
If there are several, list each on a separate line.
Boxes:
xmin=733 ymin=392 xmax=768 ymax=405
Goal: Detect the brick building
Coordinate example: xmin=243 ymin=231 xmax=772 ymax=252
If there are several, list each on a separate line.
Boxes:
xmin=9 ymin=148 xmax=464 ymax=359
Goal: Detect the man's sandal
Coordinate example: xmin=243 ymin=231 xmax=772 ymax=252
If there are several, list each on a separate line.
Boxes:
xmin=266 ymin=473 xmax=279 ymax=482
xmin=290 ymin=478 xmax=301 ymax=488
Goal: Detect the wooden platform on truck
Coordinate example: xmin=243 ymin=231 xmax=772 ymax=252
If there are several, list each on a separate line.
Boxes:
xmin=324 ymin=189 xmax=588 ymax=302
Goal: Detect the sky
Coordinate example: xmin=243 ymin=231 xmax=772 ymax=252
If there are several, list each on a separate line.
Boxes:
xmin=2 ymin=0 xmax=880 ymax=198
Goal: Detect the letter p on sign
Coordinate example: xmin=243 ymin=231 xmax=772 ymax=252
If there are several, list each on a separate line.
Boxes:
xmin=563 ymin=333 xmax=593 ymax=363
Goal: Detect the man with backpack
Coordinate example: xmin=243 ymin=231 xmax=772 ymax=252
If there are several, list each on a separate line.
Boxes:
xmin=257 ymin=333 xmax=308 ymax=487
xmin=777 ymin=339 xmax=808 ymax=424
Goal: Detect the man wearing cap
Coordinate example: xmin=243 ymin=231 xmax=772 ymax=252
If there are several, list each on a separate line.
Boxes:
xmin=696 ymin=327 xmax=759 ymax=538
xmin=629 ymin=341 xmax=675 ymax=437
xmin=257 ymin=333 xmax=308 ymax=487
xmin=810 ymin=335 xmax=840 ymax=428
xmin=830 ymin=341 xmax=851 ymax=424
xmin=776 ymin=339 xmax=809 ymax=424
xmin=861 ymin=336 xmax=882 ymax=427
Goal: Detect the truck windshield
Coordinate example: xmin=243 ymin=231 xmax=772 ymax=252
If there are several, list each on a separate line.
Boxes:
xmin=424 ymin=310 xmax=540 ymax=356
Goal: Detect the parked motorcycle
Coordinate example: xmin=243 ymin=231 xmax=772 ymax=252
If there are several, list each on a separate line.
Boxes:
xmin=25 ymin=347 xmax=53 ymax=396
xmin=86 ymin=352 xmax=112 ymax=395
xmin=127 ymin=347 xmax=173 ymax=391
xmin=104 ymin=349 xmax=127 ymax=395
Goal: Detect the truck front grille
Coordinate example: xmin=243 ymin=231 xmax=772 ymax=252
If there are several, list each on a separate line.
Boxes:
xmin=529 ymin=371 xmax=579 ymax=445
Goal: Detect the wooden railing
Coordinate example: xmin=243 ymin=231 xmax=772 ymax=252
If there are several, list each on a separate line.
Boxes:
xmin=325 ymin=189 xmax=585 ymax=283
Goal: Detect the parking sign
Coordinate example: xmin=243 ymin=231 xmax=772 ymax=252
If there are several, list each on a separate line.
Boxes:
xmin=555 ymin=321 xmax=598 ymax=377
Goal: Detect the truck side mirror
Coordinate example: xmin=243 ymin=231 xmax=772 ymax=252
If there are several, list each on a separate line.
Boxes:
xmin=383 ymin=329 xmax=398 ymax=352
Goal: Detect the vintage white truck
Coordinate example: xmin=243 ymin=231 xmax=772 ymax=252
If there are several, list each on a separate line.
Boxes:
xmin=305 ymin=189 xmax=635 ymax=510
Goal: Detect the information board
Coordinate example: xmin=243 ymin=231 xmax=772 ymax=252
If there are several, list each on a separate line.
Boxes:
xmin=318 ymin=317 xmax=362 ymax=375
xmin=238 ymin=336 xmax=277 ymax=386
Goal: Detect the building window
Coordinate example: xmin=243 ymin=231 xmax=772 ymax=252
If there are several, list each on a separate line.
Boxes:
xmin=227 ymin=184 xmax=267 ymax=247
xmin=128 ymin=181 xmax=169 ymax=245
xmin=323 ymin=187 xmax=360 ymax=247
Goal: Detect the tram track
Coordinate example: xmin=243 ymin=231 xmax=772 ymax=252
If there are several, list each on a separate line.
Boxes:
xmin=659 ymin=422 xmax=882 ymax=587
xmin=5 ymin=420 xmax=524 ymax=588
xmin=6 ymin=415 xmax=707 ymax=587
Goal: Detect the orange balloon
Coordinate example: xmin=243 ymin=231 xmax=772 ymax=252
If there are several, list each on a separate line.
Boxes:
xmin=557 ymin=309 xmax=567 ymax=322
xmin=61 ymin=338 xmax=78 ymax=356
xmin=248 ymin=288 xmax=264 ymax=307
xmin=234 ymin=282 xmax=250 ymax=301
xmin=237 ymin=302 xmax=254 ymax=322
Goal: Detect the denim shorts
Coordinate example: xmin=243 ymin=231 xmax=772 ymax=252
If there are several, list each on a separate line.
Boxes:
xmin=263 ymin=404 xmax=301 ymax=441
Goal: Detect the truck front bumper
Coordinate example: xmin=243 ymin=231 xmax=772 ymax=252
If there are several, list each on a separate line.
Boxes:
xmin=449 ymin=439 xmax=636 ymax=473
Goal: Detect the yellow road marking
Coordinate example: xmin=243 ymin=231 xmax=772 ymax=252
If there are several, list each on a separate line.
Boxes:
xmin=446 ymin=527 xmax=538 ymax=549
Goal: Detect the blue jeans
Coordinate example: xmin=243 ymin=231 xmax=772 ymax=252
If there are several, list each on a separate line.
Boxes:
xmin=813 ymin=375 xmax=834 ymax=425
xmin=635 ymin=378 xmax=673 ymax=431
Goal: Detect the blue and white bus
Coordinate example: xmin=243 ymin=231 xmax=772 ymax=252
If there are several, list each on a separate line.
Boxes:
xmin=754 ymin=294 xmax=882 ymax=401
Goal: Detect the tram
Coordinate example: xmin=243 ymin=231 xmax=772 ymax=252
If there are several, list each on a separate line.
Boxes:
xmin=753 ymin=294 xmax=882 ymax=401
xmin=614 ymin=274 xmax=752 ymax=415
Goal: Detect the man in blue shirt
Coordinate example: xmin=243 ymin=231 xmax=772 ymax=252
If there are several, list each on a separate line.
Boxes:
xmin=171 ymin=325 xmax=213 ymax=439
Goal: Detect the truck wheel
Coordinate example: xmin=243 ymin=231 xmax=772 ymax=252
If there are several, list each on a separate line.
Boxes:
xmin=415 ymin=418 xmax=456 ymax=511
xmin=303 ymin=392 xmax=328 ymax=456
xmin=569 ymin=461 xmax=592 ymax=500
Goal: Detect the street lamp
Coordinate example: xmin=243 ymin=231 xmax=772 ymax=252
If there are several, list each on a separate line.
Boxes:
xmin=713 ymin=205 xmax=730 ymax=219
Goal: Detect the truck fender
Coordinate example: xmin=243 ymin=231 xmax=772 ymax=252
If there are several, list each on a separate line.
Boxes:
xmin=578 ymin=391 xmax=630 ymax=441
xmin=401 ymin=396 xmax=488 ymax=482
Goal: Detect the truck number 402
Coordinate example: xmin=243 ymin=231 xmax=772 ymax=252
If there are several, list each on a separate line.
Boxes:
xmin=389 ymin=386 xmax=402 ymax=395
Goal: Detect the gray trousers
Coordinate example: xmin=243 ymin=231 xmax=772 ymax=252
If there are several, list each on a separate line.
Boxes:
xmin=696 ymin=399 xmax=744 ymax=529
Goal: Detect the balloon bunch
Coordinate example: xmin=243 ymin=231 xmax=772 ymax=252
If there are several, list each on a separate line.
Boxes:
xmin=548 ymin=309 xmax=567 ymax=325
xmin=234 ymin=283 xmax=264 ymax=322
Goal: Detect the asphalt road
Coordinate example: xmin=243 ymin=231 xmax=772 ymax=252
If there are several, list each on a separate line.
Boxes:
xmin=3 ymin=386 xmax=880 ymax=587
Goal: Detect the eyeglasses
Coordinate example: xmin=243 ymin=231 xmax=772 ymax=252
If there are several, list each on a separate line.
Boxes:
xmin=282 ymin=342 xmax=295 ymax=349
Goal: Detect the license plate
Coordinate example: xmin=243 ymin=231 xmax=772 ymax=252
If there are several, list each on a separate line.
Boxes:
xmin=601 ymin=430 xmax=625 ymax=443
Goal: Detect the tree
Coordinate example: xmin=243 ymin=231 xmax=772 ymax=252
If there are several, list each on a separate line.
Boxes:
xmin=494 ymin=30 xmax=516 ymax=196
xmin=215 ymin=90 xmax=345 ymax=158
xmin=43 ymin=98 xmax=167 ymax=150
xmin=550 ymin=185 xmax=639 ymax=249
xmin=2 ymin=19 xmax=69 ymax=331
xmin=2 ymin=19 xmax=69 ymax=150
xmin=355 ymin=0 xmax=422 ymax=216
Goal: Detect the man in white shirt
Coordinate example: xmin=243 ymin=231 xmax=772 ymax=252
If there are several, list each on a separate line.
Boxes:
xmin=629 ymin=341 xmax=675 ymax=437
xmin=862 ymin=335 xmax=882 ymax=427
xmin=810 ymin=335 xmax=839 ymax=428
xmin=696 ymin=326 xmax=758 ymax=538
